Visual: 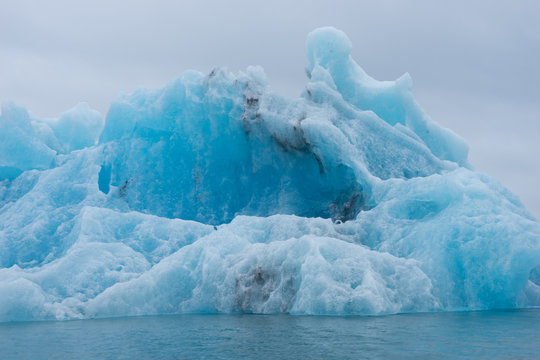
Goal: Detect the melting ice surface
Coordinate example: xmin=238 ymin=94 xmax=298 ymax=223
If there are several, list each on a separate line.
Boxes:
xmin=0 ymin=27 xmax=539 ymax=322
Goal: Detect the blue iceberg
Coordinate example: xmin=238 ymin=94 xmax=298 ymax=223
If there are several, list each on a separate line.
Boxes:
xmin=0 ymin=27 xmax=538 ymax=322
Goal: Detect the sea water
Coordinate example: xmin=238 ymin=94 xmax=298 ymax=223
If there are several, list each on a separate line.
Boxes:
xmin=1 ymin=310 xmax=538 ymax=359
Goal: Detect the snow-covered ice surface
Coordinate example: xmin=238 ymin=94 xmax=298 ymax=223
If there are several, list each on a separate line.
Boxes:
xmin=0 ymin=27 xmax=538 ymax=322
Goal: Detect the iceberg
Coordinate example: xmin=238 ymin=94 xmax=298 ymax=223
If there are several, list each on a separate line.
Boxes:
xmin=0 ymin=27 xmax=538 ymax=322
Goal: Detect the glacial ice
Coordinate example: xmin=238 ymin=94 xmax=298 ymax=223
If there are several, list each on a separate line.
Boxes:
xmin=0 ymin=102 xmax=103 ymax=180
xmin=0 ymin=27 xmax=539 ymax=322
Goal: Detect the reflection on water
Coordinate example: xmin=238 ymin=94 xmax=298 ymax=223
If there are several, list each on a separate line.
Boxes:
xmin=1 ymin=310 xmax=539 ymax=359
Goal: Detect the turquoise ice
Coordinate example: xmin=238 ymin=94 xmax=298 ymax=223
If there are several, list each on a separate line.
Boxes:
xmin=0 ymin=27 xmax=538 ymax=321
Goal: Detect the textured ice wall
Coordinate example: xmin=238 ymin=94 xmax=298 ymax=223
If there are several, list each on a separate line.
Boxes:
xmin=0 ymin=27 xmax=539 ymax=322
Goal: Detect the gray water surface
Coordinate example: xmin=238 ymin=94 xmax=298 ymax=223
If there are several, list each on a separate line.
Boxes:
xmin=1 ymin=310 xmax=539 ymax=359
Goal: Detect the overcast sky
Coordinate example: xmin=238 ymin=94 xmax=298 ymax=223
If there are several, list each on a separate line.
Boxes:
xmin=1 ymin=0 xmax=539 ymax=218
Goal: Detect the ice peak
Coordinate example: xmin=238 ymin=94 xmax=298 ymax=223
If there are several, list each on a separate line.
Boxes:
xmin=306 ymin=27 xmax=352 ymax=72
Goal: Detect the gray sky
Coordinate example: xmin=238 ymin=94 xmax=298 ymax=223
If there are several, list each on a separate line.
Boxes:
xmin=1 ymin=0 xmax=539 ymax=218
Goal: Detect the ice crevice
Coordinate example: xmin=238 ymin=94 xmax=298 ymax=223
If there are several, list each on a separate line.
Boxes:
xmin=0 ymin=27 xmax=538 ymax=321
